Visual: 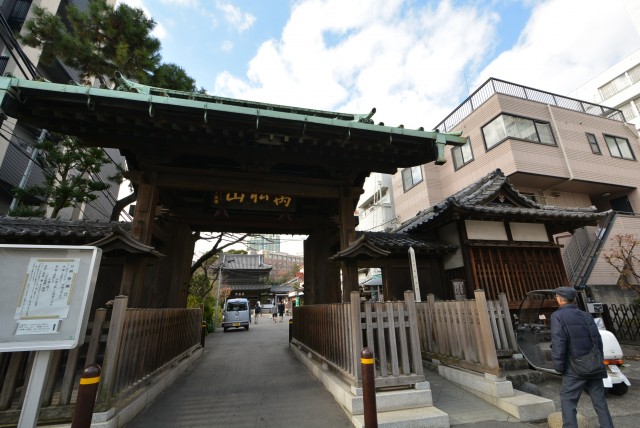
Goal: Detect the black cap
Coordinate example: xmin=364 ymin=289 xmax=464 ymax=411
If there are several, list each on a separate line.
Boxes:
xmin=554 ymin=286 xmax=576 ymax=301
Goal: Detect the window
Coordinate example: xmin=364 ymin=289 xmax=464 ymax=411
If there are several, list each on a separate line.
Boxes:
xmin=482 ymin=114 xmax=555 ymax=149
xmin=401 ymin=166 xmax=422 ymax=192
xmin=629 ymin=64 xmax=640 ymax=84
xmin=599 ymin=81 xmax=616 ymax=100
xmin=604 ymin=135 xmax=635 ymax=160
xmin=7 ymin=0 xmax=31 ymax=32
xmin=452 ymin=138 xmax=473 ymax=170
xmin=599 ymin=73 xmax=631 ymax=100
xmin=586 ymin=133 xmax=601 ymax=154
xmin=620 ymin=102 xmax=636 ymax=121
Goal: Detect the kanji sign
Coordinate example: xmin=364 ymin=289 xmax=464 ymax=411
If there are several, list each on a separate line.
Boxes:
xmin=212 ymin=192 xmax=296 ymax=212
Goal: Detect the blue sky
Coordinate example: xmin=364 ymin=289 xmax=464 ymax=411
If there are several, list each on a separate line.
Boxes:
xmin=116 ymin=0 xmax=640 ymax=255
xmin=117 ymin=0 xmax=640 ymax=130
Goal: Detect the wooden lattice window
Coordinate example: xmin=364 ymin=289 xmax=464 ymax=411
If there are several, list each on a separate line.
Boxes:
xmin=468 ymin=246 xmax=568 ymax=305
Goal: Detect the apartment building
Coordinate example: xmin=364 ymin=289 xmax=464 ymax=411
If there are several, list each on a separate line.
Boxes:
xmin=263 ymin=250 xmax=303 ymax=282
xmin=247 ymin=234 xmax=281 ymax=252
xmin=389 ymin=78 xmax=640 ymax=304
xmin=355 ymin=172 xmax=396 ymax=233
xmin=0 ymin=0 xmax=124 ymax=220
xmin=571 ymin=49 xmax=640 ymax=130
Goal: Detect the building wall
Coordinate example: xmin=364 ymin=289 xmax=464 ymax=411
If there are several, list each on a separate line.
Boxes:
xmin=393 ymin=92 xmax=640 ymax=224
xmin=357 ymin=172 xmax=397 ymax=232
xmin=0 ymin=0 xmax=124 ymax=220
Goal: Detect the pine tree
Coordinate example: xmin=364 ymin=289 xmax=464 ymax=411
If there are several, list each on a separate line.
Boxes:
xmin=20 ymin=0 xmax=195 ymax=91
xmin=12 ymin=133 xmax=114 ymax=218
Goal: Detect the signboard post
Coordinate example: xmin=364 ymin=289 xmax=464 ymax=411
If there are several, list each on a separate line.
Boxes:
xmin=0 ymin=245 xmax=102 ymax=428
xmin=408 ymin=247 xmax=421 ymax=302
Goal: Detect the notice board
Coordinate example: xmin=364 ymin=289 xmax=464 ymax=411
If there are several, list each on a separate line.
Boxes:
xmin=0 ymin=245 xmax=102 ymax=352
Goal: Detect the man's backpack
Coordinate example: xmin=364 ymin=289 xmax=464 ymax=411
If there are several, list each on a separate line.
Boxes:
xmin=255 ymin=305 xmax=261 ymax=313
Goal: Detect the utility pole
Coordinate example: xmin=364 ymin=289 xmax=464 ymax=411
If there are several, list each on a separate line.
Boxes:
xmin=213 ymin=255 xmax=235 ymax=331
xmin=213 ymin=254 xmax=226 ymax=332
xmin=9 ymin=129 xmax=47 ymax=212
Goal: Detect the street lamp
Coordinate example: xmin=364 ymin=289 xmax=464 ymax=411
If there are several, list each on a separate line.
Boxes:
xmin=213 ymin=255 xmax=234 ymax=331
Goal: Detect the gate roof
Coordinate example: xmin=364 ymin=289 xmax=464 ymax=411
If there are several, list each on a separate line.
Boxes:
xmin=0 ymin=76 xmax=466 ymax=234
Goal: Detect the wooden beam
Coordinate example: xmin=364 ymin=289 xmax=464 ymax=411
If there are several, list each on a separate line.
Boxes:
xmin=126 ymin=168 xmax=359 ymax=199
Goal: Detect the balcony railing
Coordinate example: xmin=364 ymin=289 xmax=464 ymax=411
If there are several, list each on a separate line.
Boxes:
xmin=435 ymin=78 xmax=626 ymax=133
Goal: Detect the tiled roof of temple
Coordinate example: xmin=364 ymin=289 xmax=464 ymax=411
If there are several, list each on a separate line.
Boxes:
xmin=396 ymin=169 xmax=605 ymax=234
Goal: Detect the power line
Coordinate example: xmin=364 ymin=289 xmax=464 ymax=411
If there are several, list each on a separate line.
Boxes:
xmin=1 ymin=125 xmax=134 ymax=219
xmin=0 ymin=12 xmax=39 ymax=79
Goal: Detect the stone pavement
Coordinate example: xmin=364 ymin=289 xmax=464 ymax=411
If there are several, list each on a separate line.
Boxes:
xmin=123 ymin=316 xmax=640 ymax=427
xmin=125 ymin=314 xmax=351 ymax=428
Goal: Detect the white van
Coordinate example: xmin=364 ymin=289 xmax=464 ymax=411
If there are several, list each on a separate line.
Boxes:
xmin=222 ymin=298 xmax=251 ymax=332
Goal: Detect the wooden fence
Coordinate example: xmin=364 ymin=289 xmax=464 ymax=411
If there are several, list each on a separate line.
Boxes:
xmin=0 ymin=295 xmax=202 ymax=425
xmin=291 ymin=302 xmax=356 ymax=381
xmin=291 ymin=289 xmax=517 ymax=387
xmin=291 ymin=290 xmax=424 ymax=388
xmin=416 ymin=291 xmax=517 ymax=376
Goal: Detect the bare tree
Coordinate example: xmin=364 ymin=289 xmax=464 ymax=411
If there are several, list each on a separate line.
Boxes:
xmin=602 ymin=233 xmax=640 ymax=298
xmin=191 ymin=232 xmax=249 ymax=278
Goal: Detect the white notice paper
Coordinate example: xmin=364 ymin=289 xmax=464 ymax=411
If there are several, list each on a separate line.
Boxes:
xmin=14 ymin=258 xmax=80 ymax=321
xmin=15 ymin=319 xmax=61 ymax=335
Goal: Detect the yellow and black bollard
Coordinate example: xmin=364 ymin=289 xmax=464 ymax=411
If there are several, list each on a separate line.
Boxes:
xmin=361 ymin=347 xmax=378 ymax=427
xmin=201 ymin=321 xmax=208 ymax=347
xmin=71 ymin=364 xmax=101 ymax=428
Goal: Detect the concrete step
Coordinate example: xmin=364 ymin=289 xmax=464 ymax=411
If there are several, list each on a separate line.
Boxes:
xmin=351 ymin=387 xmax=433 ymax=414
xmin=505 ymin=369 xmax=547 ymax=389
xmin=352 ymin=406 xmax=449 ymax=428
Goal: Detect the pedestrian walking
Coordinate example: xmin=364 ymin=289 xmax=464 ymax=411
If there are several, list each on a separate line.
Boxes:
xmin=271 ymin=303 xmax=278 ymax=322
xmin=278 ymin=301 xmax=285 ymax=322
xmin=550 ymin=286 xmax=613 ymax=428
xmin=254 ymin=302 xmax=261 ymax=324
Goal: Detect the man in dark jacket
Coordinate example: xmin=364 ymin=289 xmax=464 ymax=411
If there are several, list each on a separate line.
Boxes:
xmin=550 ymin=286 xmax=613 ymax=428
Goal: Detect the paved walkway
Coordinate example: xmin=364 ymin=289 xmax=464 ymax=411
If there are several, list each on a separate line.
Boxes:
xmin=125 ymin=312 xmax=524 ymax=427
xmin=125 ymin=314 xmax=352 ymax=428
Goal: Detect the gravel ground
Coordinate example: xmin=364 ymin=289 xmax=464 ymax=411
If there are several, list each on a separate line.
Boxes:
xmin=526 ymin=343 xmax=640 ymax=427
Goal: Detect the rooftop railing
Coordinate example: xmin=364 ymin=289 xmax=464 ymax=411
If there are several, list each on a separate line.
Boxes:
xmin=435 ymin=78 xmax=626 ymax=133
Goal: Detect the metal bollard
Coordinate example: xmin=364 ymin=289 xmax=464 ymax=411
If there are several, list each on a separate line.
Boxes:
xmin=361 ymin=347 xmax=378 ymax=427
xmin=288 ymin=319 xmax=293 ymax=343
xmin=201 ymin=321 xmax=207 ymax=347
xmin=71 ymin=364 xmax=101 ymax=428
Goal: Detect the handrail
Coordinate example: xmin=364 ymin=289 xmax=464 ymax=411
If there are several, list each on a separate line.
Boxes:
xmin=572 ymin=211 xmax=617 ymax=288
xmin=434 ymin=78 xmax=625 ymax=132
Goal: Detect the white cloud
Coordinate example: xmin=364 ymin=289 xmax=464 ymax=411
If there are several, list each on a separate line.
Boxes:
xmin=159 ymin=0 xmax=199 ymax=7
xmin=214 ymin=0 xmax=498 ymax=129
xmin=475 ymin=0 xmax=640 ymax=94
xmin=221 ymin=40 xmax=234 ymax=52
xmin=216 ymin=1 xmax=256 ymax=33
xmin=213 ymin=0 xmax=639 ymax=129
xmin=152 ymin=21 xmax=167 ymax=40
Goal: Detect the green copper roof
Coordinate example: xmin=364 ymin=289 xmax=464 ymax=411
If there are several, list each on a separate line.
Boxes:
xmin=0 ymin=75 xmax=466 ymax=167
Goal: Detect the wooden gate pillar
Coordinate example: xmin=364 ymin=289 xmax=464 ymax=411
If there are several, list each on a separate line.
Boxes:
xmin=120 ymin=176 xmax=159 ymax=306
xmin=304 ymin=228 xmax=340 ymax=305
xmin=340 ymin=187 xmax=358 ymax=302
